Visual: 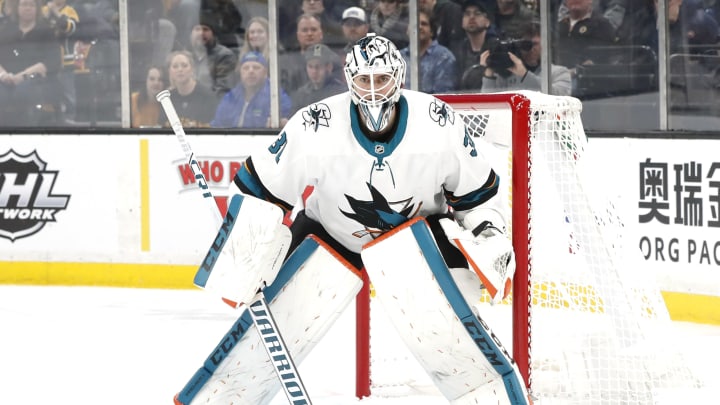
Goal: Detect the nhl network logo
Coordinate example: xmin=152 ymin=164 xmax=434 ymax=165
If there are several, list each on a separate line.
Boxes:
xmin=0 ymin=149 xmax=70 ymax=242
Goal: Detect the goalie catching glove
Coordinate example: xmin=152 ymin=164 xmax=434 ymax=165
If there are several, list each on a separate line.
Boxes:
xmin=439 ymin=208 xmax=515 ymax=305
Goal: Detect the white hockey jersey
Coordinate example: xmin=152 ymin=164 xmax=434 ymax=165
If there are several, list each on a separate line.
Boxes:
xmin=235 ymin=89 xmax=499 ymax=254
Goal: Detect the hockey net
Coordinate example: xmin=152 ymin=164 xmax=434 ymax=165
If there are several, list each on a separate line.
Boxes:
xmin=355 ymin=91 xmax=703 ymax=404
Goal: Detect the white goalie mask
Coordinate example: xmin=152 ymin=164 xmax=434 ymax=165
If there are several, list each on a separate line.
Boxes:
xmin=344 ymin=33 xmax=406 ymax=133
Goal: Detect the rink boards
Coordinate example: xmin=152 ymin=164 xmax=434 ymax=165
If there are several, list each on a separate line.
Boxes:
xmin=0 ymin=133 xmax=718 ymax=325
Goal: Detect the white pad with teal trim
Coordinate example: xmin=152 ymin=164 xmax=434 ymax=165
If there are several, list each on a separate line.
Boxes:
xmin=195 ymin=193 xmax=292 ymax=307
xmin=361 ymin=217 xmax=530 ymax=405
xmin=176 ymin=236 xmax=363 ymax=405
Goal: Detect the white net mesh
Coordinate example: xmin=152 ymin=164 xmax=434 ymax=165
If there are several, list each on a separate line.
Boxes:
xmin=449 ymin=91 xmax=702 ymax=404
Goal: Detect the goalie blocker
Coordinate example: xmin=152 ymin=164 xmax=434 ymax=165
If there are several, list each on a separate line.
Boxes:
xmin=195 ymin=193 xmax=292 ymax=307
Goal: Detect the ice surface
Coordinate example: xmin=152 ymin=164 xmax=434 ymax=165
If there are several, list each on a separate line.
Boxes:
xmin=0 ymin=286 xmax=717 ymax=404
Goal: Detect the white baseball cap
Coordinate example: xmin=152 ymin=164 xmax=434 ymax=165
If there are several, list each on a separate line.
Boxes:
xmin=342 ymin=7 xmax=367 ymax=24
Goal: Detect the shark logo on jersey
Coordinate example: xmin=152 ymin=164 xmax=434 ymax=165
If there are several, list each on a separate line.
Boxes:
xmin=428 ymin=99 xmax=455 ymax=127
xmin=340 ymin=182 xmax=421 ymax=239
xmin=301 ymin=103 xmax=331 ymax=132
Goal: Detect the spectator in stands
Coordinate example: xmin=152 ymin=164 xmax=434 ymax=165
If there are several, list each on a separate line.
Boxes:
xmin=400 ymin=9 xmax=458 ymax=92
xmin=419 ymin=0 xmax=465 ymax=47
xmin=0 ymin=0 xmax=62 ymax=126
xmin=480 ymin=22 xmax=572 ymax=95
xmin=369 ymin=0 xmax=410 ymax=49
xmin=665 ymin=0 xmax=720 ymax=102
xmin=280 ymin=13 xmax=325 ymax=95
xmin=43 ymin=0 xmax=78 ymax=38
xmin=66 ymin=0 xmax=122 ymax=124
xmin=340 ymin=6 xmax=369 ymax=54
xmin=301 ymin=0 xmax=345 ymax=51
xmin=554 ymin=0 xmax=617 ymax=71
xmin=0 ymin=0 xmax=14 ymax=25
xmin=127 ymin=0 xmax=177 ymax=87
xmin=211 ymin=51 xmax=292 ymax=128
xmin=615 ymin=0 xmax=718 ymax=54
xmin=158 ymin=2 xmax=179 ymax=59
xmin=613 ymin=0 xmax=656 ymax=48
xmin=42 ymin=0 xmax=79 ymax=122
xmin=450 ymin=0 xmax=498 ymax=91
xmin=492 ymin=0 xmax=536 ymax=39
xmin=296 ymin=13 xmax=326 ymax=54
xmin=290 ymin=43 xmax=345 ymax=115
xmin=173 ymin=0 xmax=246 ymax=50
xmin=324 ymin=0 xmax=360 ymax=22
xmin=279 ymin=0 xmax=303 ymax=50
xmin=279 ymin=0 xmax=356 ymax=51
xmin=74 ymin=0 xmax=117 ymax=31
xmin=189 ymin=12 xmax=237 ymax=98
xmin=557 ymin=0 xmax=628 ymax=34
xmin=706 ymin=0 xmax=720 ymax=23
xmin=163 ymin=50 xmax=216 ymax=127
xmin=158 ymin=1 xmax=198 ymax=52
xmin=599 ymin=0 xmax=627 ymax=32
xmin=669 ymin=0 xmax=720 ymax=54
xmin=210 ymin=0 xmax=247 ymax=50
xmin=131 ymin=65 xmax=166 ymax=127
xmin=239 ymin=16 xmax=278 ymax=61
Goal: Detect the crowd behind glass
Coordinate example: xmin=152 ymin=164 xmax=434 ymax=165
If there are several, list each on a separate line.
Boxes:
xmin=0 ymin=0 xmax=719 ymax=130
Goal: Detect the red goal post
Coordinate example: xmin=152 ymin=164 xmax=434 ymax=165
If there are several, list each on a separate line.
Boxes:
xmin=353 ymin=92 xmax=531 ymax=398
xmin=436 ymin=93 xmax=533 ymax=387
xmin=354 ymin=91 xmax=703 ymax=404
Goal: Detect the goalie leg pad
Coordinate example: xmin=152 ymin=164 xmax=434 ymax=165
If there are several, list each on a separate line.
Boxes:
xmin=197 ymin=193 xmax=292 ymax=306
xmin=361 ymin=217 xmax=530 ymax=405
xmin=177 ymin=236 xmax=364 ymax=405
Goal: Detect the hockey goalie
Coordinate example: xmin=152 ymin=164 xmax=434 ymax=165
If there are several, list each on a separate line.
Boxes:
xmin=175 ymin=33 xmax=531 ymax=405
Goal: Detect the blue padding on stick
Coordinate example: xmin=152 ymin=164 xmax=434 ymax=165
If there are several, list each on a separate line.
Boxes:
xmin=194 ymin=194 xmax=245 ymax=288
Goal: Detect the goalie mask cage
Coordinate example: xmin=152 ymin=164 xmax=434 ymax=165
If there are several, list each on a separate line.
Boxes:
xmin=354 ymin=91 xmax=702 ymax=404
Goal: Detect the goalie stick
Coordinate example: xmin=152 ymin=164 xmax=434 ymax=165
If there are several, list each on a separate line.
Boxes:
xmin=156 ymin=90 xmax=312 ymax=405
